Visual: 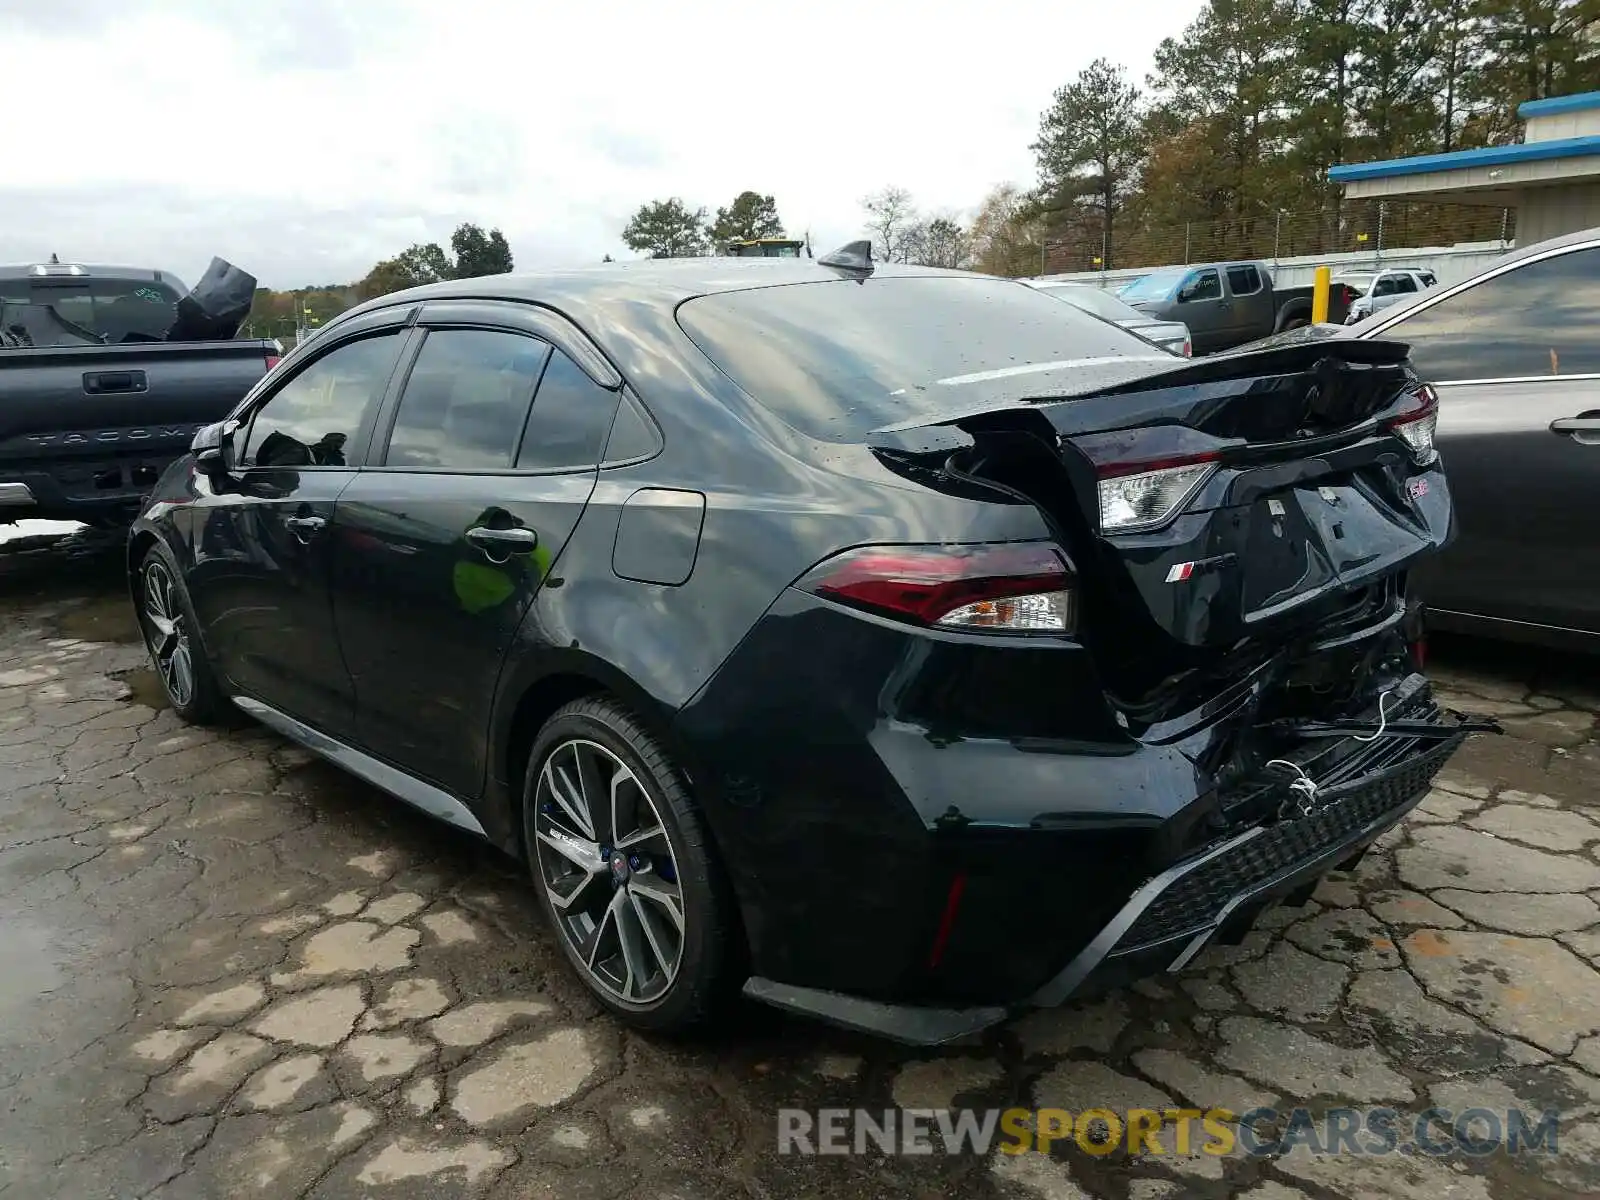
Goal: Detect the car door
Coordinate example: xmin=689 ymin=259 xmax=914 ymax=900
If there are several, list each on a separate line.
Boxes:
xmin=1174 ymin=268 xmax=1227 ymax=353
xmin=188 ymin=313 xmax=411 ymax=734
xmin=330 ymin=301 xmax=623 ymax=798
xmin=1366 ymin=239 xmax=1600 ymax=635
xmin=1370 ymin=271 xmax=1419 ymax=315
xmin=1225 ymin=264 xmax=1269 ymax=342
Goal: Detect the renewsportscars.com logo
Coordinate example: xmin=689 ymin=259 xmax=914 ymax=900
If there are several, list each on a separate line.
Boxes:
xmin=776 ymin=1106 xmax=1561 ymax=1158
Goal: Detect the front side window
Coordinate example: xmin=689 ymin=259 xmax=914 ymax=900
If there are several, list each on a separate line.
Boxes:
xmin=1385 ymin=246 xmax=1600 ymax=382
xmin=1179 ymin=270 xmax=1222 ymax=303
xmin=385 ymin=329 xmax=550 ymax=469
xmin=241 ymin=332 xmax=401 ymax=467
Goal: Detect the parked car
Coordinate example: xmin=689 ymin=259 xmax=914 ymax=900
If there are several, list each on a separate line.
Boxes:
xmin=129 ymin=251 xmax=1471 ymax=1043
xmin=0 ymin=259 xmax=278 ymax=528
xmin=1337 ymin=267 xmax=1439 ymax=324
xmin=1023 ymin=279 xmax=1191 ymax=356
xmin=1342 ymin=228 xmax=1600 ymax=648
xmin=1119 ymin=260 xmax=1355 ymax=354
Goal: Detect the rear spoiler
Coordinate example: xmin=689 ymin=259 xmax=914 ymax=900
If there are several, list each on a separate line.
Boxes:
xmin=865 ymin=338 xmax=1415 ymax=452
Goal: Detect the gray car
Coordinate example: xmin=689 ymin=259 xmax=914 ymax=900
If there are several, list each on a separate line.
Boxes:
xmin=1024 ymin=280 xmax=1191 ymax=356
xmin=1345 ymin=228 xmax=1600 ymax=647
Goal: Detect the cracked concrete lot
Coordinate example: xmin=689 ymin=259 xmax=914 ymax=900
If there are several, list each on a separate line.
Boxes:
xmin=4 ymin=527 xmax=1600 ymax=1200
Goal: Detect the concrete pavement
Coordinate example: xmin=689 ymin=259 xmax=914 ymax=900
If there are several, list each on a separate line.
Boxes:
xmin=2 ymin=526 xmax=1599 ymax=1199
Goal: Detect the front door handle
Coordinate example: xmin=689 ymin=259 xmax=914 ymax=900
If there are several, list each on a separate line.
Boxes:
xmin=1551 ymin=415 xmax=1600 ymax=443
xmin=285 ymin=514 xmax=327 ymax=538
xmin=466 ymin=525 xmax=538 ymax=559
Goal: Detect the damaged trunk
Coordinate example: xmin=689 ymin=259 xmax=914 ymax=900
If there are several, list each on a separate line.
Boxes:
xmin=868 ymin=340 xmax=1454 ymax=737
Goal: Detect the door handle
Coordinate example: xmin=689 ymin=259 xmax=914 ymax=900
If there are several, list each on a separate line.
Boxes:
xmin=285 ymin=515 xmax=327 ymax=537
xmin=1551 ymin=416 xmax=1600 ymax=442
xmin=465 ymin=525 xmax=538 ymax=558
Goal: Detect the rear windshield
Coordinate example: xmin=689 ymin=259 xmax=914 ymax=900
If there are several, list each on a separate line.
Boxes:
xmin=0 ymin=276 xmax=183 ymax=342
xmin=676 ymin=276 xmax=1154 ymax=441
xmin=1039 ymin=284 xmax=1138 ymax=322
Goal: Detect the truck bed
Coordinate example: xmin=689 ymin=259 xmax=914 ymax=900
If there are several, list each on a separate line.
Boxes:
xmin=0 ymin=339 xmax=275 ymax=524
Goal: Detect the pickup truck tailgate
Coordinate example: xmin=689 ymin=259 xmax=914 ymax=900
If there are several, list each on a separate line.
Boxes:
xmin=0 ymin=338 xmax=274 ymax=519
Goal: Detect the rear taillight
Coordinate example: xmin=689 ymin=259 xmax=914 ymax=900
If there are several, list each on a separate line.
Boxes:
xmin=798 ymin=542 xmax=1075 ymax=633
xmin=1384 ymin=384 xmax=1439 ymax=465
xmin=1071 ymin=428 xmax=1222 ymax=534
xmin=264 ymin=355 xmax=281 ymax=372
xmin=1182 ymin=339 xmax=1192 ymax=357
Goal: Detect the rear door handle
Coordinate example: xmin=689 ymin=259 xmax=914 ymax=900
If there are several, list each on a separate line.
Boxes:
xmin=285 ymin=515 xmax=327 ymax=537
xmin=1551 ymin=416 xmax=1600 ymax=441
xmin=82 ymin=369 xmax=147 ymax=394
xmin=466 ymin=525 xmax=538 ymax=557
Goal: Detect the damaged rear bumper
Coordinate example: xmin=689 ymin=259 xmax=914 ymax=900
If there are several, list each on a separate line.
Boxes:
xmin=742 ymin=702 xmax=1474 ymax=1046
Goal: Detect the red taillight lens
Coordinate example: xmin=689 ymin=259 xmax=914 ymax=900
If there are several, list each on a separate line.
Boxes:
xmin=264 ymin=355 xmax=281 ymax=372
xmin=798 ymin=542 xmax=1075 ymax=633
xmin=1182 ymin=339 xmax=1192 ymax=357
xmin=1383 ymin=384 xmax=1439 ymax=465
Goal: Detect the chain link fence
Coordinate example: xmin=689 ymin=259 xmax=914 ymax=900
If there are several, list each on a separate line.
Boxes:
xmin=1040 ymin=201 xmax=1517 ymax=275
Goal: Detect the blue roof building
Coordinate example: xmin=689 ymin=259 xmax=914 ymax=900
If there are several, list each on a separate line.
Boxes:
xmin=1328 ymin=91 xmax=1600 ymax=247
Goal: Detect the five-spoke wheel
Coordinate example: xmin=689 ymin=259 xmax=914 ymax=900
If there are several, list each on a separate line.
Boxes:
xmin=532 ymin=738 xmax=685 ymax=1005
xmin=140 ymin=557 xmax=195 ymax=708
xmin=524 ymin=697 xmax=732 ymax=1031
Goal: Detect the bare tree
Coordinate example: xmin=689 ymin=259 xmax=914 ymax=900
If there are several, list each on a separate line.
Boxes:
xmin=860 ymin=186 xmax=918 ymax=263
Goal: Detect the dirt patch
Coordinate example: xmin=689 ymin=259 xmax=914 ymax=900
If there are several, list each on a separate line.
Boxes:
xmin=56 ymin=594 xmax=141 ymax=644
xmin=111 ymin=666 xmax=169 ymax=712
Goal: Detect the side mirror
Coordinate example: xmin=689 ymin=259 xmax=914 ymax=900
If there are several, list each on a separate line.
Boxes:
xmin=190 ymin=420 xmax=235 ymax=477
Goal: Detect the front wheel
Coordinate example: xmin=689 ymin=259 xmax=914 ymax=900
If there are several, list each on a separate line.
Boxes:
xmin=523 ymin=697 xmax=736 ymax=1033
xmin=135 ymin=544 xmax=226 ymax=723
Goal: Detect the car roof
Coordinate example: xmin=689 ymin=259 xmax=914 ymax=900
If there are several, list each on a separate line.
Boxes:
xmin=0 ymin=263 xmax=179 ymax=284
xmin=339 ymin=258 xmax=978 ymax=330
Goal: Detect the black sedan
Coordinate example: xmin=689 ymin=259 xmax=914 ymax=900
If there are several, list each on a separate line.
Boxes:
xmin=128 ymin=250 xmax=1472 ymax=1043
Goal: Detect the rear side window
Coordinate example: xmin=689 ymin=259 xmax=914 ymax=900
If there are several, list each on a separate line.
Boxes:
xmin=515 ymin=350 xmax=622 ymax=471
xmin=1386 ymin=245 xmax=1600 ymax=381
xmin=677 ymin=276 xmax=1155 ymax=442
xmin=1225 ymin=265 xmax=1262 ymax=296
xmin=385 ymin=329 xmax=549 ymax=469
xmin=241 ymin=332 xmax=401 ymax=467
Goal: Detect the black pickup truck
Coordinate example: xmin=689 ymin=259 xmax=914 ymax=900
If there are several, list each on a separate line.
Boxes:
xmin=0 ymin=260 xmax=278 ymax=527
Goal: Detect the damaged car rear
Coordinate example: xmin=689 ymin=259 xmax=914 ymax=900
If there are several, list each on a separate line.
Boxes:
xmin=670 ymin=259 xmax=1485 ymax=1043
xmin=130 ymin=256 xmax=1483 ymax=1047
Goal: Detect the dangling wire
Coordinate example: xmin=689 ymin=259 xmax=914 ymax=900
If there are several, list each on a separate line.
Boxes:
xmin=1354 ymin=690 xmax=1394 ymax=743
xmin=1265 ymin=757 xmax=1319 ymax=810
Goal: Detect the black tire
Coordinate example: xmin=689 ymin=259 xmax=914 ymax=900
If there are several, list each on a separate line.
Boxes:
xmin=133 ymin=541 xmax=228 ymax=724
xmin=522 ymin=696 xmax=736 ymax=1034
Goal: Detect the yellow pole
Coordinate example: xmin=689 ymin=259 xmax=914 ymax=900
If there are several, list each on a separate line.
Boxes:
xmin=1311 ymin=265 xmax=1331 ymax=324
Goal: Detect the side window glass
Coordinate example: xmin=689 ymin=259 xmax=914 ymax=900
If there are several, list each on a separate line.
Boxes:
xmin=240 ymin=332 xmax=400 ymax=467
xmin=602 ymin=391 xmax=663 ymax=463
xmin=1373 ymin=277 xmax=1397 ymax=297
xmin=1393 ymin=275 xmax=1418 ymax=294
xmin=385 ymin=329 xmax=549 ymax=469
xmin=1389 ymin=246 xmax=1600 ymax=382
xmin=1226 ymin=265 xmax=1261 ymax=296
xmin=1179 ymin=270 xmax=1221 ymax=303
xmin=516 ymin=350 xmax=622 ymax=471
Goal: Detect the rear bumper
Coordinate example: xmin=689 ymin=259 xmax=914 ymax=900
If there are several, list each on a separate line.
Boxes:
xmin=742 ymin=718 xmax=1467 ymax=1044
xmin=0 ymin=454 xmax=180 ymax=521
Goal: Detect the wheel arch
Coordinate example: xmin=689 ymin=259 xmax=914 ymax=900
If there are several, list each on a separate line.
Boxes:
xmin=490 ymin=650 xmax=695 ymax=851
xmin=1274 ymin=296 xmax=1313 ymax=330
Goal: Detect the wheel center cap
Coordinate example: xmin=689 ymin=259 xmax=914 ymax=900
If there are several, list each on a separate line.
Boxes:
xmin=609 ymin=855 xmax=631 ymax=885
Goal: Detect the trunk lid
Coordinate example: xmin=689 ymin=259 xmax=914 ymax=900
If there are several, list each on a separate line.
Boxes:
xmin=866 ymin=340 xmax=1451 ymax=714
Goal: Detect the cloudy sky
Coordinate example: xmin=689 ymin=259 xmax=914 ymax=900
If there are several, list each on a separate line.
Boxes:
xmin=0 ymin=0 xmax=1203 ymax=289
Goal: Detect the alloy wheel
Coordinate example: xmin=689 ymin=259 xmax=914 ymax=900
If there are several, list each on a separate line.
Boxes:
xmin=141 ymin=559 xmax=196 ymax=709
xmin=532 ymin=738 xmax=686 ymax=1006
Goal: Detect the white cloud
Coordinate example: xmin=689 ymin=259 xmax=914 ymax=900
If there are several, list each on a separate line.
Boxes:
xmin=0 ymin=0 xmax=1203 ymax=287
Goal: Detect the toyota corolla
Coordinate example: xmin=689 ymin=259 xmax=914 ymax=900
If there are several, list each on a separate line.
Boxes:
xmin=127 ymin=246 xmax=1478 ymax=1043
